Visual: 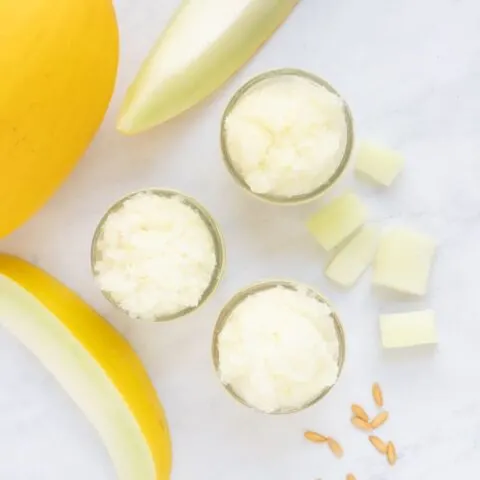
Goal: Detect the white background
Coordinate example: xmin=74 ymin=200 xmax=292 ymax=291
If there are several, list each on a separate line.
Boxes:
xmin=1 ymin=0 xmax=480 ymax=478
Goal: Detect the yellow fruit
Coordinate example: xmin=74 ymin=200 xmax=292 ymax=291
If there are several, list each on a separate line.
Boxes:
xmin=0 ymin=0 xmax=119 ymax=238
xmin=0 ymin=255 xmax=172 ymax=480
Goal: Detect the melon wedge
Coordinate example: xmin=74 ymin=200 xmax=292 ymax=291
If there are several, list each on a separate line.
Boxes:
xmin=0 ymin=255 xmax=171 ymax=480
xmin=117 ymin=0 xmax=300 ymax=134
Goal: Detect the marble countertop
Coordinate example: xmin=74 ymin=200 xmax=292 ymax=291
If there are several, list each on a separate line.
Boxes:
xmin=1 ymin=0 xmax=480 ymax=478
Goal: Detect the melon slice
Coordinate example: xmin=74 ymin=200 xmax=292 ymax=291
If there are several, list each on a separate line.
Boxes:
xmin=380 ymin=310 xmax=438 ymax=348
xmin=373 ymin=228 xmax=436 ymax=296
xmin=355 ymin=142 xmax=404 ymax=186
xmin=0 ymin=255 xmax=171 ymax=480
xmin=307 ymin=193 xmax=367 ymax=251
xmin=326 ymin=226 xmax=379 ymax=287
xmin=117 ymin=0 xmax=300 ymax=134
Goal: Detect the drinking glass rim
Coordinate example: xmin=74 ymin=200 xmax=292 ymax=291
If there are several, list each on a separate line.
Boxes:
xmin=91 ymin=188 xmax=226 ymax=322
xmin=220 ymin=68 xmax=355 ymax=205
xmin=212 ymin=279 xmax=346 ymax=414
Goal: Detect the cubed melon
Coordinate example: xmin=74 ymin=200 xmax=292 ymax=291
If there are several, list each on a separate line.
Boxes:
xmin=380 ymin=310 xmax=438 ymax=348
xmin=355 ymin=142 xmax=404 ymax=186
xmin=307 ymin=193 xmax=367 ymax=251
xmin=373 ymin=228 xmax=436 ymax=296
xmin=326 ymin=226 xmax=379 ymax=287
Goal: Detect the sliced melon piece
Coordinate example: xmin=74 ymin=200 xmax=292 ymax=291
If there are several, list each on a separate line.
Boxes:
xmin=373 ymin=228 xmax=436 ymax=296
xmin=380 ymin=310 xmax=438 ymax=348
xmin=0 ymin=255 xmax=171 ymax=480
xmin=355 ymin=142 xmax=404 ymax=186
xmin=118 ymin=0 xmax=300 ymax=134
xmin=325 ymin=226 xmax=379 ymax=287
xmin=307 ymin=193 xmax=367 ymax=251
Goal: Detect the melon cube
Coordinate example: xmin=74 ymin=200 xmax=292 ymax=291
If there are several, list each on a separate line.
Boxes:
xmin=373 ymin=228 xmax=436 ymax=296
xmin=307 ymin=193 xmax=367 ymax=251
xmin=355 ymin=142 xmax=404 ymax=186
xmin=380 ymin=310 xmax=438 ymax=348
xmin=326 ymin=226 xmax=379 ymax=287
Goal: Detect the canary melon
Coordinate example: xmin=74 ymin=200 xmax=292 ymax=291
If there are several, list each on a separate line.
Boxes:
xmin=0 ymin=0 xmax=119 ymax=238
xmin=118 ymin=0 xmax=299 ymax=134
xmin=0 ymin=255 xmax=172 ymax=480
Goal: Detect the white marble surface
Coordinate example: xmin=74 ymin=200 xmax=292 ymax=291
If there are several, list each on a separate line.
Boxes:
xmin=1 ymin=0 xmax=480 ymax=478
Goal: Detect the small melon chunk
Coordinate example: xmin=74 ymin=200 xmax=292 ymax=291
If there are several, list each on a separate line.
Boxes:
xmin=326 ymin=226 xmax=379 ymax=287
xmin=373 ymin=228 xmax=436 ymax=296
xmin=355 ymin=142 xmax=404 ymax=186
xmin=380 ymin=310 xmax=438 ymax=348
xmin=307 ymin=193 xmax=367 ymax=251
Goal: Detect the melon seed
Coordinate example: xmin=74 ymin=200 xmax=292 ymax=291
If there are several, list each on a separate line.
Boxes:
xmin=327 ymin=437 xmax=344 ymax=458
xmin=369 ymin=435 xmax=388 ymax=454
xmin=351 ymin=404 xmax=369 ymax=422
xmin=304 ymin=431 xmax=328 ymax=443
xmin=387 ymin=441 xmax=397 ymax=466
xmin=372 ymin=383 xmax=384 ymax=407
xmin=371 ymin=411 xmax=389 ymax=429
xmin=351 ymin=416 xmax=372 ymax=431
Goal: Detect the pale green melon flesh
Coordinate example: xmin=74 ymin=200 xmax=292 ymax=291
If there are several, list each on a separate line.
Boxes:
xmin=326 ymin=226 xmax=379 ymax=287
xmin=373 ymin=228 xmax=436 ymax=296
xmin=0 ymin=274 xmax=155 ymax=480
xmin=355 ymin=142 xmax=404 ymax=186
xmin=118 ymin=0 xmax=300 ymax=134
xmin=380 ymin=310 xmax=438 ymax=348
xmin=307 ymin=193 xmax=367 ymax=251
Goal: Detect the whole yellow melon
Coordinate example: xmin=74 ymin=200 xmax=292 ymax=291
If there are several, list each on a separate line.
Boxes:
xmin=0 ymin=0 xmax=119 ymax=238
